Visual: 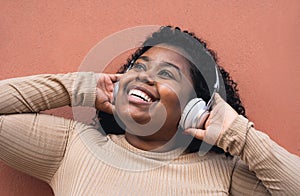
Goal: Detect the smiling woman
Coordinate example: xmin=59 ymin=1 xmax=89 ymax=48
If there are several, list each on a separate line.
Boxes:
xmin=99 ymin=27 xmax=244 ymax=153
xmin=0 ymin=26 xmax=300 ymax=195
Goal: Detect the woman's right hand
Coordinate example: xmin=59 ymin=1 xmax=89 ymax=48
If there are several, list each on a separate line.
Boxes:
xmin=95 ymin=73 xmax=122 ymax=114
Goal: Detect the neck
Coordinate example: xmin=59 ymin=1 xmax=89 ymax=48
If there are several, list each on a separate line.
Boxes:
xmin=124 ymin=132 xmax=177 ymax=152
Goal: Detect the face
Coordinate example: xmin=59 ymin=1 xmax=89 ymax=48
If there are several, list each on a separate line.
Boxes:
xmin=115 ymin=44 xmax=196 ymax=141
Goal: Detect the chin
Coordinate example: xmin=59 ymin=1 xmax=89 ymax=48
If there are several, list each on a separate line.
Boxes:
xmin=116 ymin=104 xmax=150 ymax=123
xmin=122 ymin=114 xmax=170 ymax=137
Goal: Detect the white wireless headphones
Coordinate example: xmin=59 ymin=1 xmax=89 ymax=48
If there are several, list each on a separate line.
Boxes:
xmin=179 ymin=66 xmax=220 ymax=129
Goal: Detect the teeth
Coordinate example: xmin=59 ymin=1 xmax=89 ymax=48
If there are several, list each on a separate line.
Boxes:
xmin=129 ymin=89 xmax=152 ymax=102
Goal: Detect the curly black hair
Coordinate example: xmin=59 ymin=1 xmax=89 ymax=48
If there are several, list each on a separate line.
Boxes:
xmin=98 ymin=26 xmax=246 ymax=153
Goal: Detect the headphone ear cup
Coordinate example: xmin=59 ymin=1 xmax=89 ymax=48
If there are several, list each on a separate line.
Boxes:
xmin=113 ymin=82 xmax=119 ymax=104
xmin=179 ymin=98 xmax=209 ymax=130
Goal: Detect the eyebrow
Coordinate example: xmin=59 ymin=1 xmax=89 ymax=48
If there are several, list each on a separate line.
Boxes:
xmin=137 ymin=56 xmax=182 ymax=77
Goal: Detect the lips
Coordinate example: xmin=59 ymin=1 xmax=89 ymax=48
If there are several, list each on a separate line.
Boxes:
xmin=127 ymin=86 xmax=159 ymax=104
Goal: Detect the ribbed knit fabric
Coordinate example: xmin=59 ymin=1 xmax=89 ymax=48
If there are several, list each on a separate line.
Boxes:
xmin=0 ymin=73 xmax=299 ymax=195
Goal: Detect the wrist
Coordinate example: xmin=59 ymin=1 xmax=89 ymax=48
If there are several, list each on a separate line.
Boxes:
xmin=71 ymin=72 xmax=97 ymax=107
xmin=216 ymin=115 xmax=251 ymax=155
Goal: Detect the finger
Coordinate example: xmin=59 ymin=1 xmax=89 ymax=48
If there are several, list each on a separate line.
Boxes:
xmin=101 ymin=101 xmax=114 ymax=114
xmin=104 ymin=75 xmax=115 ymax=92
xmin=108 ymin=73 xmax=123 ymax=82
xmin=183 ymin=128 xmax=206 ymax=140
xmin=95 ymin=73 xmax=122 ymax=86
xmin=108 ymin=90 xmax=114 ymax=104
xmin=204 ymin=116 xmax=211 ymax=130
xmin=96 ymin=74 xmax=106 ymax=87
xmin=212 ymin=93 xmax=224 ymax=107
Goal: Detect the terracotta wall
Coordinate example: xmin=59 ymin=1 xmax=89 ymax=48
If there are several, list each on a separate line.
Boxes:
xmin=0 ymin=1 xmax=299 ymax=195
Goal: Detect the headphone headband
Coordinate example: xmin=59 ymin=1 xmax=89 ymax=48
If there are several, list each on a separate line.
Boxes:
xmin=206 ymin=65 xmax=220 ymax=110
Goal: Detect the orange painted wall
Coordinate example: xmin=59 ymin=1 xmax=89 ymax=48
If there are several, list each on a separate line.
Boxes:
xmin=0 ymin=1 xmax=299 ymax=195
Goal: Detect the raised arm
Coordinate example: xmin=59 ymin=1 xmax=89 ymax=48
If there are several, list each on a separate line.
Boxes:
xmin=0 ymin=113 xmax=76 ymax=183
xmin=0 ymin=72 xmax=98 ymax=183
xmin=0 ymin=72 xmax=121 ymax=183
xmin=219 ymin=116 xmax=300 ymax=195
xmin=184 ymin=94 xmax=300 ymax=195
xmin=0 ymin=72 xmax=96 ymax=114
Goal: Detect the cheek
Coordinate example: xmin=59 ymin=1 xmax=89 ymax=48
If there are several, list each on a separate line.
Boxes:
xmin=158 ymin=81 xmax=194 ymax=110
xmin=158 ymin=84 xmax=185 ymax=117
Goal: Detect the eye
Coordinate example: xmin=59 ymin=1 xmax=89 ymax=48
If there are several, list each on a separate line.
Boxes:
xmin=158 ymin=70 xmax=175 ymax=79
xmin=130 ymin=63 xmax=146 ymax=72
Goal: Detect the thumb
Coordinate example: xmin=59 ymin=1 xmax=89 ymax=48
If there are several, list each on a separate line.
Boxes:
xmin=183 ymin=125 xmax=221 ymax=145
xmin=184 ymin=128 xmax=207 ymax=140
xmin=108 ymin=73 xmax=123 ymax=83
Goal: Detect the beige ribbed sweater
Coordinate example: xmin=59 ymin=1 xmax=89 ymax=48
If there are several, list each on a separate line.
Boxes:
xmin=0 ymin=72 xmax=299 ymax=195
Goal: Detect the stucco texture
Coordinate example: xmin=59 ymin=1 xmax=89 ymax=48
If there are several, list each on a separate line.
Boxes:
xmin=0 ymin=0 xmax=299 ymax=195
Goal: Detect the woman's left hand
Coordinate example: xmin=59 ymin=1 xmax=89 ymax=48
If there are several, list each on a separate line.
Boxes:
xmin=183 ymin=93 xmax=238 ymax=145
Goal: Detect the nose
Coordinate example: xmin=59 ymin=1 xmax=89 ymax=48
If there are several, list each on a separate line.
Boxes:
xmin=136 ymin=70 xmax=155 ymax=85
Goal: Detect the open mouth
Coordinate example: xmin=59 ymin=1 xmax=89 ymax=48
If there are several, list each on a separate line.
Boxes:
xmin=127 ymin=86 xmax=158 ymax=103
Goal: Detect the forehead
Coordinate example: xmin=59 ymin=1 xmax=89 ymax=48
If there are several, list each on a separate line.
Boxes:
xmin=139 ymin=44 xmax=192 ymax=78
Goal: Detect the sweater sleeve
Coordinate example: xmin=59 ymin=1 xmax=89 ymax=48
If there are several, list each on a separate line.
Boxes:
xmin=0 ymin=113 xmax=75 ymax=183
xmin=0 ymin=72 xmax=97 ymax=114
xmin=217 ymin=115 xmax=300 ymax=195
xmin=0 ymin=72 xmax=97 ymax=183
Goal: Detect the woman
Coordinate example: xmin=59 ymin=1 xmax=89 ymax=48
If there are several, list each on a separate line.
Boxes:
xmin=0 ymin=26 xmax=299 ymax=195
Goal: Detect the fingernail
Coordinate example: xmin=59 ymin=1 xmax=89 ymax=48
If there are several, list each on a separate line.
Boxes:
xmin=182 ymin=131 xmax=189 ymax=135
xmin=183 ymin=129 xmax=192 ymax=135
